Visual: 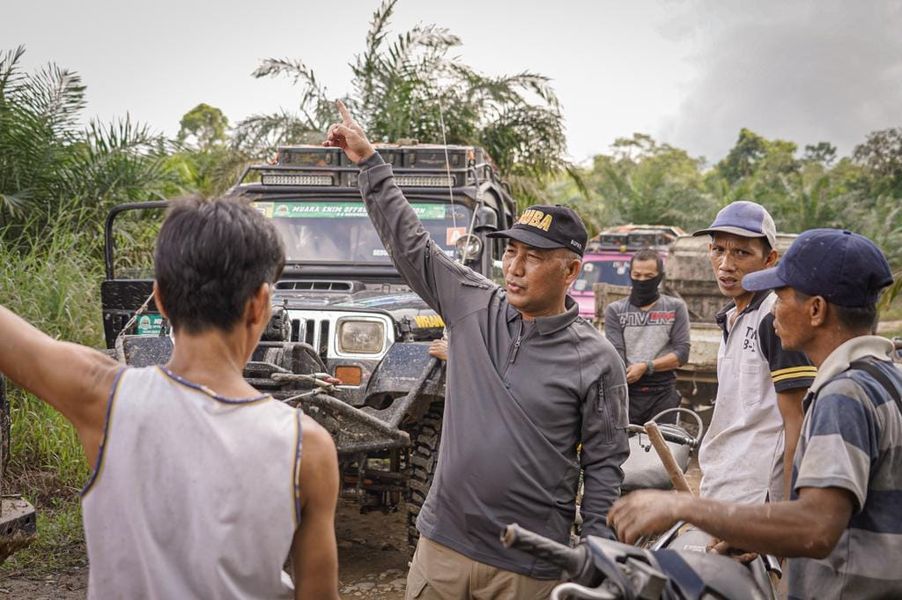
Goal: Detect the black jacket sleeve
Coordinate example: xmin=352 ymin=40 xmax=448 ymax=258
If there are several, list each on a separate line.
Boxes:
xmin=579 ymin=342 xmax=629 ymax=538
xmin=358 ymin=153 xmax=497 ymax=326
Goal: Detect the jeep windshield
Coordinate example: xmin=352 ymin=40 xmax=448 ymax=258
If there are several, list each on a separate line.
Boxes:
xmin=254 ymin=199 xmax=472 ymax=263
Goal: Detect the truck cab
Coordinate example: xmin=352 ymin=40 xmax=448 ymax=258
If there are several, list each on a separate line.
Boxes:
xmin=230 ymin=144 xmax=515 ymax=405
xmin=571 ymin=225 xmax=684 ymax=319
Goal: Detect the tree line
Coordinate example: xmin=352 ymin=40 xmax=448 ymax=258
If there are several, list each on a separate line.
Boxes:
xmin=2 ymin=0 xmax=899 ymax=273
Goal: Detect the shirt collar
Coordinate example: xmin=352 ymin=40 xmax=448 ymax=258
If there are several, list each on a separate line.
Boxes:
xmin=505 ymin=295 xmax=580 ymax=335
xmin=715 ymin=289 xmax=771 ymax=333
xmin=808 ymin=335 xmax=895 ymax=395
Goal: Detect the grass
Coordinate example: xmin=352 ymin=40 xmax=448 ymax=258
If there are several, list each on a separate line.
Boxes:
xmin=0 ymin=492 xmax=87 ymax=576
xmin=0 ymin=224 xmax=102 ymax=575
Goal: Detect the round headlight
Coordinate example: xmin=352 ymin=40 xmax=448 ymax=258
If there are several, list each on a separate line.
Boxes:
xmin=455 ymin=233 xmax=483 ymax=262
xmin=337 ymin=319 xmax=385 ymax=354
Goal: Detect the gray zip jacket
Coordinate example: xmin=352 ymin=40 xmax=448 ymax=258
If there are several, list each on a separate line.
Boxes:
xmin=359 ymin=153 xmax=629 ymax=578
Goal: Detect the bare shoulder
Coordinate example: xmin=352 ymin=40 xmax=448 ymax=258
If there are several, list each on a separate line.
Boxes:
xmin=299 ymin=415 xmax=338 ymax=481
xmin=300 ymin=414 xmax=335 ymax=451
xmin=36 ymin=340 xmax=121 ymax=426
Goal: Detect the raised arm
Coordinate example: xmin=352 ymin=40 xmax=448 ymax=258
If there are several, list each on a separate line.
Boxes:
xmin=325 ymin=102 xmax=496 ymax=324
xmin=0 ymin=305 xmax=118 ymax=465
xmin=292 ymin=415 xmax=340 ymax=600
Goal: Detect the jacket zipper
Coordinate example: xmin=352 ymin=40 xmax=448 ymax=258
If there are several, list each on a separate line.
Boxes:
xmin=503 ymin=319 xmax=531 ymax=381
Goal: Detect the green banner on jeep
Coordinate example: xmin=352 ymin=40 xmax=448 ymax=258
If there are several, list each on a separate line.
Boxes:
xmin=254 ymin=201 xmax=447 ymax=220
xmin=136 ymin=314 xmax=164 ymax=336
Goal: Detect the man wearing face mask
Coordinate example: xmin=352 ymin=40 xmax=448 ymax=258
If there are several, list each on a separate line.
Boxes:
xmin=604 ymin=249 xmax=690 ymax=425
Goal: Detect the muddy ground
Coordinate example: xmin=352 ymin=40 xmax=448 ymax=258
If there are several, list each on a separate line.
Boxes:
xmin=0 ymin=498 xmax=411 ymax=599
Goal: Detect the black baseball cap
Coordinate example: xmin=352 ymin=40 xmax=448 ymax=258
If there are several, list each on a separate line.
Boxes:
xmin=488 ymin=204 xmax=588 ymax=256
xmin=742 ymin=228 xmax=893 ymax=307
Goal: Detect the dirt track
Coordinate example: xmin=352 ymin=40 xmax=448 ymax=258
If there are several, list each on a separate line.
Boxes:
xmin=0 ymin=499 xmax=410 ymax=599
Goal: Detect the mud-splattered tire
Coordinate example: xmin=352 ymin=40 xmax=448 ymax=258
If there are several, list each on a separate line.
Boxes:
xmin=406 ymin=402 xmax=443 ymax=557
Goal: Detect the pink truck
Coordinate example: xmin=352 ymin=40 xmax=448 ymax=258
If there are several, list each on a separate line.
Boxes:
xmin=570 ymin=224 xmax=685 ymax=319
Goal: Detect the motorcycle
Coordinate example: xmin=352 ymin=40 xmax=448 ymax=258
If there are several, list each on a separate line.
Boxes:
xmin=501 ymin=522 xmax=776 ymax=600
xmin=621 ymin=408 xmax=703 ymax=493
xmin=531 ymin=408 xmax=778 ymax=599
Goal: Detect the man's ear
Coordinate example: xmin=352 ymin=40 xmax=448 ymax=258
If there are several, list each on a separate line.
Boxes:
xmin=246 ymin=283 xmax=272 ymax=328
xmin=152 ymin=282 xmax=169 ymax=321
xmin=809 ymin=295 xmax=828 ymax=327
xmin=564 ymin=258 xmax=582 ymax=285
xmin=764 ymin=248 xmax=779 ymax=268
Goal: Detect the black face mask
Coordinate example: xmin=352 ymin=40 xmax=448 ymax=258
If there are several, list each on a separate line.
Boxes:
xmin=629 ymin=273 xmax=664 ymax=307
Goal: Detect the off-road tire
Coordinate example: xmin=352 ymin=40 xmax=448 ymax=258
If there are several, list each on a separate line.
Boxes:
xmin=406 ymin=401 xmax=443 ymax=557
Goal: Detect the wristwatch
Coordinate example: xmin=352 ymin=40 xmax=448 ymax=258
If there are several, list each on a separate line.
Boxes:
xmin=645 ymin=360 xmax=655 ymax=374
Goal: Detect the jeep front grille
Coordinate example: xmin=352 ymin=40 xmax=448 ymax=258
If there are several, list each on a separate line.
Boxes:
xmin=290 ymin=318 xmax=332 ymax=361
xmin=286 ymin=310 xmax=395 ymax=362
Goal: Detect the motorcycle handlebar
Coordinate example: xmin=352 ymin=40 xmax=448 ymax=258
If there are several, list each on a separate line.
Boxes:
xmin=626 ymin=424 xmax=697 ymax=447
xmin=500 ymin=523 xmax=585 ymax=577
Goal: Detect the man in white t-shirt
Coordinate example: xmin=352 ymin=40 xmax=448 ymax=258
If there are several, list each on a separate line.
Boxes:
xmin=694 ymin=201 xmax=815 ymax=504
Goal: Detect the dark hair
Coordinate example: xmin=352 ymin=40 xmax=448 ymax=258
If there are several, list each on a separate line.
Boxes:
xmin=759 ymin=238 xmax=773 ymax=255
xmin=834 ymin=304 xmax=879 ymax=333
xmin=154 ymin=196 xmax=285 ymax=334
xmin=630 ymin=248 xmax=663 ymax=274
xmin=793 ymin=290 xmax=879 ymax=333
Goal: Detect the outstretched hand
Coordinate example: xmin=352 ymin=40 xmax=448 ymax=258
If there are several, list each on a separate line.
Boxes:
xmin=607 ymin=489 xmax=688 ymax=545
xmin=323 ymin=100 xmax=376 ymax=164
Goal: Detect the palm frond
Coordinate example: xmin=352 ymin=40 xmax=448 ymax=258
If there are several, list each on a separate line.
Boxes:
xmin=232 ymin=110 xmax=323 ymax=155
xmin=0 ymin=45 xmax=27 ymax=99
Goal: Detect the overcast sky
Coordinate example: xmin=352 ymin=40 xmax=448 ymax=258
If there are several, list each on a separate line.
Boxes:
xmin=4 ymin=0 xmax=901 ymax=166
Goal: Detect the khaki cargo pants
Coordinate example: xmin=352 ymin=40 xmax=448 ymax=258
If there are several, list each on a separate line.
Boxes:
xmin=405 ymin=536 xmax=560 ymax=600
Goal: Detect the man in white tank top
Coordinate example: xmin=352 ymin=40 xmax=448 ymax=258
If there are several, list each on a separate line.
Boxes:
xmin=0 ymin=197 xmax=340 ymax=599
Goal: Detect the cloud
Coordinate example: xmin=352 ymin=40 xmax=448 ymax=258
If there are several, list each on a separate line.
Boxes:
xmin=658 ymin=0 xmax=902 ymax=163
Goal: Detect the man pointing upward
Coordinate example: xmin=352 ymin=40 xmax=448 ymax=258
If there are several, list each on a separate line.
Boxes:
xmin=326 ymin=102 xmax=629 ymax=600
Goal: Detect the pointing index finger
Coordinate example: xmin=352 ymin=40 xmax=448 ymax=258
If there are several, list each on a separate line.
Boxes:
xmin=336 ymin=100 xmax=353 ymax=126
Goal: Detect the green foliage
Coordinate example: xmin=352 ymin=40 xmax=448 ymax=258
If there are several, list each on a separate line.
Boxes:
xmin=163 ymin=145 xmax=250 ymax=199
xmin=853 ymin=127 xmax=902 ymax=197
xmin=715 ymin=127 xmax=799 ymax=185
xmin=177 ymin=103 xmax=229 ymax=149
xmin=237 ymin=0 xmax=569 ymax=202
xmin=0 ymin=46 xmax=171 ymax=244
xmin=552 ymin=134 xmax=716 ymax=234
xmin=547 ymin=127 xmax=902 ymax=277
xmin=0 ymin=494 xmax=86 ymax=575
xmin=0 ymin=212 xmax=101 ymax=575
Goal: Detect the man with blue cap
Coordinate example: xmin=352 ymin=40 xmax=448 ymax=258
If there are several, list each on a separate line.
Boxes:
xmin=694 ymin=201 xmax=815 ymax=505
xmin=608 ymin=228 xmax=902 ymax=600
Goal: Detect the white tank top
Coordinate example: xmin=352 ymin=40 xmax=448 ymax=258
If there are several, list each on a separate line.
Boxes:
xmin=82 ymin=366 xmax=302 ymax=599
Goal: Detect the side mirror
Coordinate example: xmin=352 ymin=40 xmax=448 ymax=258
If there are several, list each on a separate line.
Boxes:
xmin=473 ymin=206 xmax=498 ymax=232
xmin=455 ymin=233 xmax=484 ymax=263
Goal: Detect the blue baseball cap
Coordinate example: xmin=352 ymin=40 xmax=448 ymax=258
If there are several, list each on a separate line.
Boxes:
xmin=693 ymin=201 xmax=777 ymax=249
xmin=742 ymin=229 xmax=893 ymax=307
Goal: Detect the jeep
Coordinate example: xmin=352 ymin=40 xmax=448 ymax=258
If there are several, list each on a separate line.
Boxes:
xmin=100 ymin=144 xmax=516 ymax=552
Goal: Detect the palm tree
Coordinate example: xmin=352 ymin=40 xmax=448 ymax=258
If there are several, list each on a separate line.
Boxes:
xmin=235 ymin=0 xmax=570 ymax=203
xmin=0 ymin=46 xmax=170 ymax=243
